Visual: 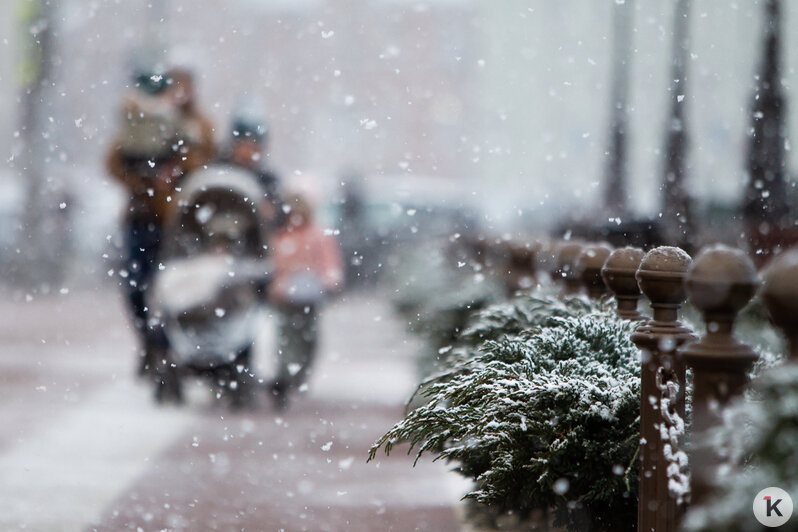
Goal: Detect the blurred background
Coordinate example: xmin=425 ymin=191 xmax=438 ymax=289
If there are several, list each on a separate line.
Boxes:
xmin=1 ymin=1 xmax=797 ymax=530
xmin=2 ymin=0 xmax=797 ymax=289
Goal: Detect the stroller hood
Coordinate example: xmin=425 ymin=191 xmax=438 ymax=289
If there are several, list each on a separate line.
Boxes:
xmin=178 ymin=164 xmax=264 ymax=207
xmin=166 ymin=163 xmax=269 ymax=259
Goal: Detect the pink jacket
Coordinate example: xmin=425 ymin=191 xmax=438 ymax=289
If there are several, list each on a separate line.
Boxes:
xmin=269 ymin=223 xmax=344 ymax=305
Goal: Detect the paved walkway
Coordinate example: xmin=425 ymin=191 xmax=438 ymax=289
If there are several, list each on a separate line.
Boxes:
xmin=0 ymin=289 xmax=466 ymax=531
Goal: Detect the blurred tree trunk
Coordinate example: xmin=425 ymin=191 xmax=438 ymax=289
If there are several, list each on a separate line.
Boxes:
xmin=15 ymin=0 xmax=62 ymax=287
xmin=743 ymin=0 xmax=790 ymax=263
xmin=603 ymin=0 xmax=633 ymax=220
xmin=660 ymin=0 xmax=694 ymax=251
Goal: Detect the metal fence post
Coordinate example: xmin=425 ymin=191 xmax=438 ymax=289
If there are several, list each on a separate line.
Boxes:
xmin=632 ymin=246 xmax=696 ymax=532
xmin=762 ymin=248 xmax=798 ymax=360
xmin=602 ymin=246 xmax=646 ymax=321
xmin=680 ymin=246 xmax=759 ymax=506
xmin=576 ymin=243 xmax=613 ymax=299
xmin=554 ymin=241 xmax=584 ymax=295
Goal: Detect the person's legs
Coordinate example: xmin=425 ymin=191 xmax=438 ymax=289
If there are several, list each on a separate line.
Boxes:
xmin=291 ymin=306 xmax=318 ymax=387
xmin=271 ymin=306 xmax=319 ymax=407
xmin=270 ymin=310 xmax=293 ymax=409
xmin=124 ymin=221 xmax=150 ymax=339
xmin=123 ymin=220 xmax=167 ymax=374
xmin=273 ymin=308 xmax=299 ymax=391
xmin=226 ymin=344 xmax=255 ymax=408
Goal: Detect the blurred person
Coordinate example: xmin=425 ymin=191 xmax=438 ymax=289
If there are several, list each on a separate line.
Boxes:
xmin=221 ymin=105 xmax=283 ymax=230
xmin=168 ymin=67 xmax=215 ymax=172
xmin=106 ymin=65 xmax=215 ymax=376
xmin=268 ymin=193 xmax=343 ymax=409
xmin=337 ymin=171 xmax=369 ymax=286
xmin=150 ymin=161 xmax=277 ymax=406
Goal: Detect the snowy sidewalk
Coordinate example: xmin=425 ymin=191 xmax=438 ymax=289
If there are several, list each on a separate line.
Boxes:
xmin=0 ymin=289 xmax=465 ymax=531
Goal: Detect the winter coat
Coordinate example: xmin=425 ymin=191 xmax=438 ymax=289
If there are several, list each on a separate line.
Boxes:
xmin=269 ymin=223 xmax=344 ymax=307
xmin=178 ymin=113 xmax=216 ymax=175
xmin=107 ymin=105 xmax=215 ymax=223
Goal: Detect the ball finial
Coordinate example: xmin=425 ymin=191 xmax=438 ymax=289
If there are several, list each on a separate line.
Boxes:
xmin=762 ymin=248 xmax=798 ymax=359
xmin=636 ymin=246 xmax=692 ymax=311
xmin=505 ymin=240 xmax=540 ymax=294
xmin=576 ymin=244 xmax=613 ymax=299
xmin=554 ymin=241 xmax=584 ymax=294
xmin=686 ymin=245 xmax=758 ymax=325
xmin=680 ymin=244 xmax=758 ymax=375
xmin=602 ymin=246 xmax=645 ymax=320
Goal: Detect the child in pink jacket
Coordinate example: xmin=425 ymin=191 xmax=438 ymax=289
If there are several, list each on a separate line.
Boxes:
xmin=268 ymin=193 xmax=343 ymax=408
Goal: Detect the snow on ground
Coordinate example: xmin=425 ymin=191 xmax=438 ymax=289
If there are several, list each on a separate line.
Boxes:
xmin=0 ymin=288 xmax=465 ymax=531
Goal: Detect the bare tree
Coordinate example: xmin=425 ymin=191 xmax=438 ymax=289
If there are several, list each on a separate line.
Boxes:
xmin=15 ymin=0 xmax=62 ymax=286
xmin=743 ymin=0 xmax=790 ymax=262
xmin=660 ymin=0 xmax=694 ymax=251
xmin=603 ymin=0 xmax=634 ymax=220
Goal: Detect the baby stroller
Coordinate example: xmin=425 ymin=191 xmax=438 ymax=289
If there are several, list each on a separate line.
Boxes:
xmin=151 ymin=164 xmax=271 ymax=406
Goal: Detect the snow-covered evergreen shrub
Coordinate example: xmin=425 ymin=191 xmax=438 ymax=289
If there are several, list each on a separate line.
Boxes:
xmin=738 ymin=301 xmax=786 ymax=378
xmin=683 ymin=363 xmax=798 ymax=532
xmin=441 ymin=295 xmax=608 ymax=371
xmin=457 ymin=294 xmax=600 ymax=347
xmin=370 ymin=309 xmax=641 ymax=532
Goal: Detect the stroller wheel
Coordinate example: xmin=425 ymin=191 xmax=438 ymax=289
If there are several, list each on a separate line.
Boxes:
xmin=153 ymin=358 xmax=183 ymax=404
xmin=267 ymin=379 xmax=289 ymax=411
xmin=141 ymin=328 xmax=170 ymax=379
xmin=228 ymin=366 xmax=256 ymax=409
xmin=137 ymin=341 xmax=160 ymax=378
xmin=222 ymin=346 xmax=256 ymax=409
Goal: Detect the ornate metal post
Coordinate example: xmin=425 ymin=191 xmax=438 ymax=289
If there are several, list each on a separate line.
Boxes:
xmin=535 ymin=239 xmax=558 ymax=285
xmin=576 ymin=244 xmax=613 ymax=299
xmin=467 ymin=234 xmax=503 ymax=283
xmin=680 ymin=246 xmax=759 ymax=506
xmin=762 ymin=249 xmax=798 ymax=359
xmin=601 ymin=246 xmax=646 ymax=321
xmin=554 ymin=241 xmax=584 ymax=295
xmin=632 ymin=247 xmax=695 ymax=532
xmin=505 ymin=240 xmax=540 ymax=296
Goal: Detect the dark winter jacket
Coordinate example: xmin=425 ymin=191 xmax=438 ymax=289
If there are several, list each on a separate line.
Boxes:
xmin=107 ymin=102 xmax=215 ymax=223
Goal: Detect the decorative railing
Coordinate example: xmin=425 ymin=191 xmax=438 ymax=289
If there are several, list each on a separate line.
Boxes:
xmin=474 ymin=236 xmax=794 ymax=531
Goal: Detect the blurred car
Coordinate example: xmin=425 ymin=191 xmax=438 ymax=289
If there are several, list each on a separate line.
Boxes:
xmin=310 ymin=173 xmax=483 ymax=286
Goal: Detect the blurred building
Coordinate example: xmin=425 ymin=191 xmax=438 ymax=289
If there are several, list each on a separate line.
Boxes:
xmin=2 ymin=0 xmax=798 ymax=283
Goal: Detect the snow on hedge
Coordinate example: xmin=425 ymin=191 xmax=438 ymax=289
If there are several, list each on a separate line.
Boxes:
xmin=370 ymin=297 xmax=641 ymax=531
xmin=683 ymin=361 xmax=798 ymax=532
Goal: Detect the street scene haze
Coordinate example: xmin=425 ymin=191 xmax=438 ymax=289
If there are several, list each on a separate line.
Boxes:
xmin=3 ymin=1 xmax=798 ymax=531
